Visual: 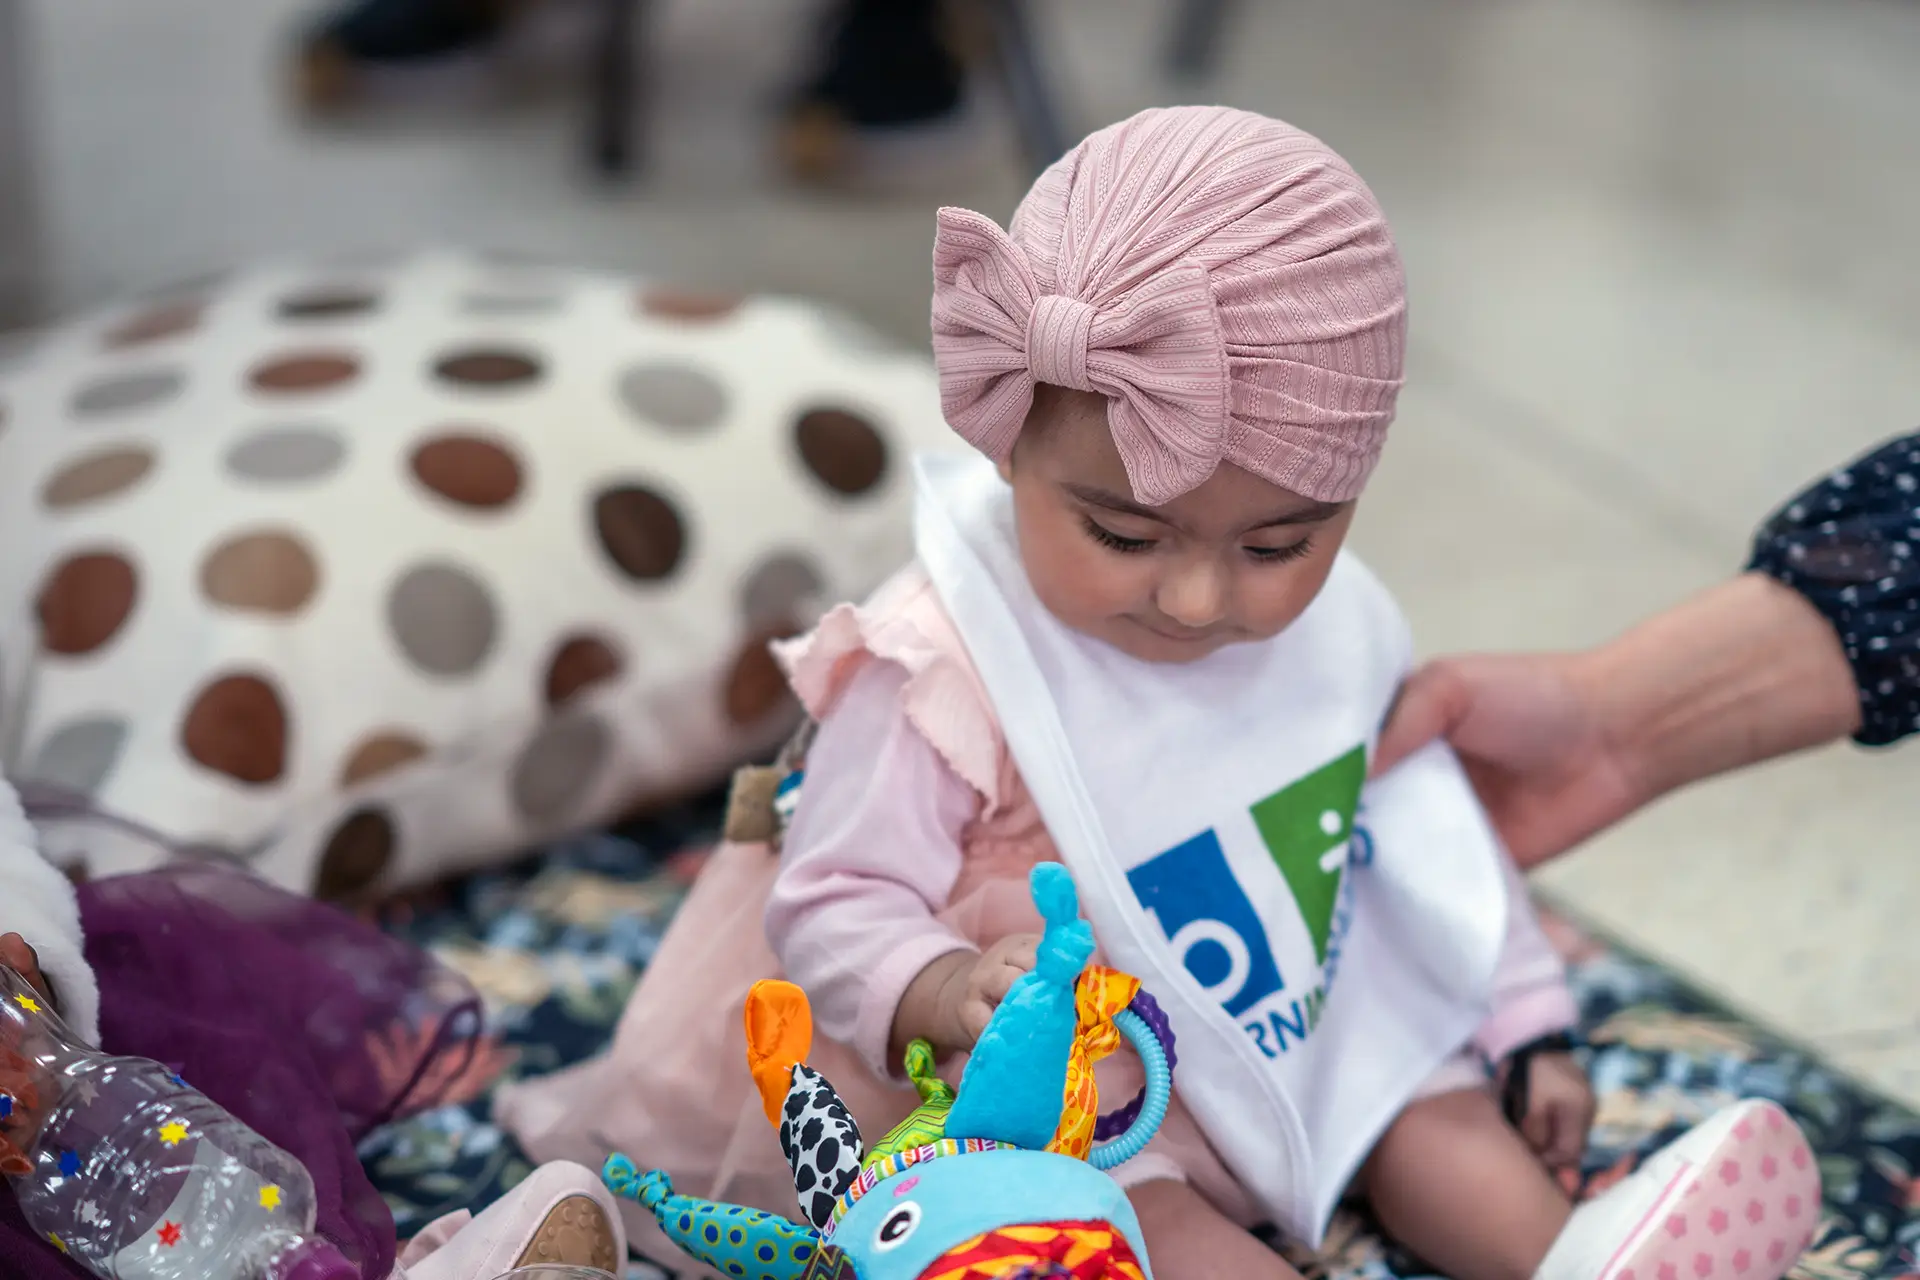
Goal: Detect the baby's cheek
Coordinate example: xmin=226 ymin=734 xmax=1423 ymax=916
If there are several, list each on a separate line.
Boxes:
xmin=1025 ymin=525 xmax=1138 ymax=626
xmin=1237 ymin=558 xmax=1342 ymax=639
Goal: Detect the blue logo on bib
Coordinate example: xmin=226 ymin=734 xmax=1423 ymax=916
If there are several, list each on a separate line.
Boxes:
xmin=1125 ymin=830 xmax=1285 ymax=1018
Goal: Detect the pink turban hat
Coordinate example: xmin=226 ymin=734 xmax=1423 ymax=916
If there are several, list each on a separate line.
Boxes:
xmin=931 ymin=105 xmax=1406 ymax=506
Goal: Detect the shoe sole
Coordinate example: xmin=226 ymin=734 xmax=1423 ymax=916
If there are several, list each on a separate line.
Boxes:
xmin=513 ymin=1192 xmax=622 ymax=1273
xmin=1601 ymin=1101 xmax=1820 ymax=1280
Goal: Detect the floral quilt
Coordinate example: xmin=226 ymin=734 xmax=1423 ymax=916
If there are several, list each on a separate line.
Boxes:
xmin=361 ymin=798 xmax=1920 ymax=1280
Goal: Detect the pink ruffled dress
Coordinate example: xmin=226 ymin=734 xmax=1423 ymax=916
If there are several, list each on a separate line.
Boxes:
xmin=495 ymin=565 xmax=1578 ymax=1254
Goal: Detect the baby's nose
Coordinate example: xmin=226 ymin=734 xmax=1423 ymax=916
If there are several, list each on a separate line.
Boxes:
xmin=1155 ymin=559 xmax=1228 ymax=628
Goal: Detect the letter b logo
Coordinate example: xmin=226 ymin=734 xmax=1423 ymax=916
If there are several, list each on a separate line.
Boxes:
xmin=1127 ymin=830 xmax=1283 ymax=1017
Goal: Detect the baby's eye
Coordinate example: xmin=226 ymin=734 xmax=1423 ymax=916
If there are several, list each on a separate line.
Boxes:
xmin=1244 ymin=537 xmax=1313 ymax=565
xmin=1083 ymin=517 xmax=1155 ymax=554
xmin=873 ymin=1201 xmax=922 ymax=1250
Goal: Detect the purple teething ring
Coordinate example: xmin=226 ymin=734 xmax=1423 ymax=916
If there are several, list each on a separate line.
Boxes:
xmin=1091 ymin=990 xmax=1177 ymax=1143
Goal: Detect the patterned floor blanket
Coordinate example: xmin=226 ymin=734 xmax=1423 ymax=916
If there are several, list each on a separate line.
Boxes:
xmin=362 ymin=798 xmax=1920 ymax=1280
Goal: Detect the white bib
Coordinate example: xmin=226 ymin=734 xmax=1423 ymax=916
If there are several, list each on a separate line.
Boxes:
xmin=912 ymin=454 xmax=1509 ymax=1243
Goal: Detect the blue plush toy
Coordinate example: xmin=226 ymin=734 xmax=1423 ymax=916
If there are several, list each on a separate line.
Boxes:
xmin=602 ymin=863 xmax=1175 ymax=1280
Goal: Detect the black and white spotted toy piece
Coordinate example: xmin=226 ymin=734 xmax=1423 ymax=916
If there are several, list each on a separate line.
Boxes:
xmin=778 ymin=1063 xmax=864 ymax=1231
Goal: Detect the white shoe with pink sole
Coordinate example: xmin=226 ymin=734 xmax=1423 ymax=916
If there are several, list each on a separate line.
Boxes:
xmin=1535 ymin=1099 xmax=1821 ymax=1280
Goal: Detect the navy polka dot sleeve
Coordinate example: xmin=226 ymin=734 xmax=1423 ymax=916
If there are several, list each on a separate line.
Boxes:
xmin=1747 ymin=432 xmax=1920 ymax=747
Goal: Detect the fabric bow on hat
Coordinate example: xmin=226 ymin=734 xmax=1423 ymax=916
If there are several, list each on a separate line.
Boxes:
xmin=932 ymin=207 xmax=1232 ymax=509
xmin=928 ymin=105 xmax=1408 ymax=508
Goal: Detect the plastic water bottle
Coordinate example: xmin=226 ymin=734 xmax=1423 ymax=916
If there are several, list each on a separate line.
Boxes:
xmin=0 ymin=963 xmax=358 ymax=1280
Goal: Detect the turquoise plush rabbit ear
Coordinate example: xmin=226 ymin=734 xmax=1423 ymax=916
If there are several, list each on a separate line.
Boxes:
xmin=945 ymin=863 xmax=1094 ymax=1149
xmin=603 ymin=1157 xmax=824 ymax=1280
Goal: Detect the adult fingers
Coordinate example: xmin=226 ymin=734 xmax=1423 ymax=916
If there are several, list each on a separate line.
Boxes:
xmin=1372 ymin=662 xmax=1472 ymax=778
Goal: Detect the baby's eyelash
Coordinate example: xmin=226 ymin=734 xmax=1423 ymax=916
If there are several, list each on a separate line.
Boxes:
xmin=1082 ymin=517 xmax=1155 ymax=554
xmin=1246 ymin=538 xmax=1313 ymax=565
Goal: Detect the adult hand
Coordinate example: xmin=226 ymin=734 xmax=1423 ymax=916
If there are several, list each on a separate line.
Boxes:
xmin=1373 ymin=653 xmax=1643 ymax=869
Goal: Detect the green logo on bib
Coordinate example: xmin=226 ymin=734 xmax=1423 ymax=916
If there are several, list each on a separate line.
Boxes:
xmin=1249 ymin=745 xmax=1366 ymax=964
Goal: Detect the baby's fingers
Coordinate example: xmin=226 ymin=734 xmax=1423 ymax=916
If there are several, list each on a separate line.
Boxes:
xmin=956 ymin=996 xmax=997 ymax=1047
xmin=999 ymin=935 xmax=1039 ymax=973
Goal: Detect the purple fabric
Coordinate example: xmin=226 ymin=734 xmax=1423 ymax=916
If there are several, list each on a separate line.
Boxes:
xmin=1 ymin=802 xmax=481 ymax=1280
xmin=1091 ymin=991 xmax=1177 ymax=1144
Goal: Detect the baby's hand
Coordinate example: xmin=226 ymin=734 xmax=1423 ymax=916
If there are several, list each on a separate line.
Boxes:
xmin=1513 ymin=1052 xmax=1594 ymax=1171
xmin=938 ymin=934 xmax=1041 ymax=1050
xmin=0 ymin=934 xmax=55 ymax=1010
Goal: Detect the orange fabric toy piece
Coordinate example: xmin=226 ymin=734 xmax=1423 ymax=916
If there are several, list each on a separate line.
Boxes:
xmin=1045 ymin=967 xmax=1140 ymax=1160
xmin=744 ymin=980 xmax=814 ymax=1127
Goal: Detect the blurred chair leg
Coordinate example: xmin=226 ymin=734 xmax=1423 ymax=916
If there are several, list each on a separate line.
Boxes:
xmin=1165 ymin=0 xmax=1235 ymax=79
xmin=0 ymin=0 xmax=39 ymax=326
xmin=979 ymin=0 xmax=1070 ymax=176
xmin=589 ymin=0 xmax=642 ymax=177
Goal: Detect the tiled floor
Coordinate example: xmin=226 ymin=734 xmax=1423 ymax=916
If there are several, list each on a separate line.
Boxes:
xmin=13 ymin=0 xmax=1920 ymax=1100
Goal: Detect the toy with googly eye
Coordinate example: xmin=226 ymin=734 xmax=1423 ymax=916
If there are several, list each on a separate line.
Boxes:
xmin=602 ymin=863 xmax=1174 ymax=1280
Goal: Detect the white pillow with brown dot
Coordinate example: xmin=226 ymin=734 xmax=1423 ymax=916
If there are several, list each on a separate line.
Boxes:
xmin=0 ymin=250 xmax=953 ymax=899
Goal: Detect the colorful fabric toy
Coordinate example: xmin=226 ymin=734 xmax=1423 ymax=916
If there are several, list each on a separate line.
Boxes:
xmin=603 ymin=862 xmax=1174 ymax=1280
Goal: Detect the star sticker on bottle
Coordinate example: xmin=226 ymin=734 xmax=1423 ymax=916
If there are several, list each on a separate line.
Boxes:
xmin=57 ymin=1150 xmax=80 ymax=1178
xmin=157 ymin=1222 xmax=182 ymax=1247
xmin=157 ymin=1121 xmax=189 ymax=1147
xmin=258 ymin=1184 xmax=282 ymax=1210
xmin=46 ymin=1232 xmax=67 ymax=1254
xmin=79 ymin=1200 xmax=101 ymax=1226
xmin=12 ymin=994 xmax=40 ymax=1013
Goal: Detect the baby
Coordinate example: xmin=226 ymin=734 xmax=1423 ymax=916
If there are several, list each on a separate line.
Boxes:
xmin=500 ymin=105 xmax=1822 ymax=1280
xmin=760 ymin=107 xmax=1819 ymax=1280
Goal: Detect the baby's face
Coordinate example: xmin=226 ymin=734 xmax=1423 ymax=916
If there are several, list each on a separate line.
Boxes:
xmin=1003 ymin=386 xmax=1356 ymax=664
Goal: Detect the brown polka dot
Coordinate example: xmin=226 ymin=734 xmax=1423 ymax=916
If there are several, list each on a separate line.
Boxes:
xmin=180 ymin=672 xmax=288 ymax=785
xmin=41 ymin=447 xmax=157 ymax=509
xmin=339 ymin=731 xmax=428 ymax=785
xmin=314 ymin=807 xmax=394 ymax=900
xmin=510 ymin=711 xmax=611 ymax=822
xmin=795 ymin=407 xmax=889 ymax=496
xmin=410 ymin=433 xmax=524 ymax=509
xmin=592 ymin=485 xmax=688 ymax=582
xmin=433 ymin=348 xmax=543 ymax=387
xmin=544 ymin=634 xmax=624 ymax=706
xmin=723 ymin=627 xmax=800 ymax=726
xmin=199 ymin=530 xmax=321 ymax=615
xmin=637 ymin=287 xmax=743 ymax=323
xmin=103 ymin=301 xmax=202 ymax=349
xmin=249 ymin=351 xmax=361 ymax=393
xmin=278 ymin=288 xmax=380 ymax=320
xmin=36 ymin=552 xmax=138 ymax=655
